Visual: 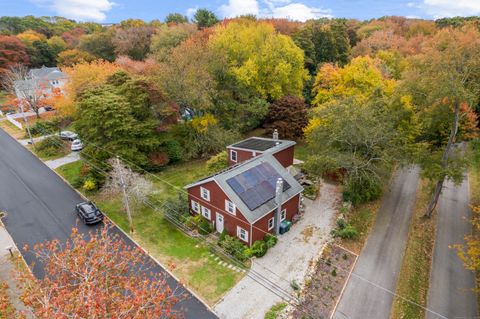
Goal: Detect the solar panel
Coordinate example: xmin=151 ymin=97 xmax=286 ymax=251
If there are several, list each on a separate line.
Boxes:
xmin=226 ymin=162 xmax=291 ymax=211
xmin=232 ymin=138 xmax=283 ymax=151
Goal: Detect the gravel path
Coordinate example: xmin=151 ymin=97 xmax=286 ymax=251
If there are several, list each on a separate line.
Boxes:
xmin=214 ymin=182 xmax=340 ymax=319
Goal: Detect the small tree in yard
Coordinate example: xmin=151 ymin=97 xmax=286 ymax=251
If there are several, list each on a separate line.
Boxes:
xmin=264 ymin=95 xmax=308 ymax=140
xmin=19 ymin=225 xmax=183 ymax=319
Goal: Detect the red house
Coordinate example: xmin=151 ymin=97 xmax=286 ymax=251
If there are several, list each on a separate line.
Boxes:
xmin=226 ymin=136 xmax=296 ymax=169
xmin=184 ymin=152 xmax=303 ymax=246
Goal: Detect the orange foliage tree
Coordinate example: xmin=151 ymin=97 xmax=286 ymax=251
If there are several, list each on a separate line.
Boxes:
xmin=19 ymin=225 xmax=183 ymax=318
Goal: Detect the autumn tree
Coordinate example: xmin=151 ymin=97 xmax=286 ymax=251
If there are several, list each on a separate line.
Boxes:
xmin=149 ymin=23 xmax=197 ymax=62
xmin=78 ymin=31 xmax=116 ymax=61
xmin=113 ymin=26 xmax=155 ymax=60
xmin=193 ymin=9 xmax=219 ymax=29
xmin=46 ymin=35 xmax=67 ymax=56
xmin=401 ymin=26 xmax=480 ymax=217
xmin=56 ymin=60 xmax=120 ymax=117
xmin=157 ymin=31 xmax=218 ymax=110
xmin=19 ymin=225 xmax=182 ymax=318
xmin=264 ymin=95 xmax=308 ymax=140
xmin=0 ymin=35 xmax=28 ymax=78
xmin=311 ymin=56 xmax=395 ymax=107
xmin=165 ymin=13 xmax=188 ymax=24
xmin=210 ymin=21 xmax=309 ymax=100
xmin=56 ymin=49 xmax=95 ymax=67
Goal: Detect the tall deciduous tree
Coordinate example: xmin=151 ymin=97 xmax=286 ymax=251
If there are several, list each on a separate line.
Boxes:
xmin=78 ymin=31 xmax=116 ymax=61
xmin=113 ymin=26 xmax=155 ymax=61
xmin=401 ymin=26 xmax=480 ymax=217
xmin=165 ymin=13 xmax=188 ymax=24
xmin=264 ymin=95 xmax=308 ymax=140
xmin=210 ymin=21 xmax=309 ymax=100
xmin=56 ymin=49 xmax=95 ymax=67
xmin=149 ymin=23 xmax=197 ymax=62
xmin=0 ymin=35 xmax=29 ymax=77
xmin=19 ymin=225 xmax=182 ymax=318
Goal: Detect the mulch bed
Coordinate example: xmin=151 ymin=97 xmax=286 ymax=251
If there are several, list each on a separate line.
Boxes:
xmin=291 ymin=244 xmax=356 ymax=319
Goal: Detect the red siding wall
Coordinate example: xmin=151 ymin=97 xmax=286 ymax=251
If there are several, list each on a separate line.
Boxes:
xmin=187 ymin=181 xmax=251 ymax=244
xmin=227 ymin=147 xmax=259 ymax=166
xmin=272 ymin=146 xmax=294 ymax=168
xmin=251 ymin=194 xmax=300 ymax=243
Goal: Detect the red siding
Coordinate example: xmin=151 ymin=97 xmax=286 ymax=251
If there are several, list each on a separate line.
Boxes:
xmin=187 ymin=181 xmax=251 ymax=244
xmin=272 ymin=146 xmax=294 ymax=168
xmin=251 ymin=194 xmax=300 ymax=243
xmin=227 ymin=147 xmax=259 ymax=166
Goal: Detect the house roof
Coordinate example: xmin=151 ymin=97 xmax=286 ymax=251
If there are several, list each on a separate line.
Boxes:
xmin=185 ymin=153 xmax=303 ymax=223
xmin=28 ymin=67 xmax=66 ymax=81
xmin=228 ymin=137 xmax=296 ymax=153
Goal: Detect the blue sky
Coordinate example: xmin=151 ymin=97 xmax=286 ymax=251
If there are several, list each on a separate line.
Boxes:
xmin=2 ymin=0 xmax=480 ymax=22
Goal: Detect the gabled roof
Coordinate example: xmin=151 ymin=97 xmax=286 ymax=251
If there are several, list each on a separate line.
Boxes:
xmin=28 ymin=67 xmax=66 ymax=81
xmin=185 ymin=153 xmax=303 ymax=223
xmin=227 ymin=137 xmax=296 ymax=154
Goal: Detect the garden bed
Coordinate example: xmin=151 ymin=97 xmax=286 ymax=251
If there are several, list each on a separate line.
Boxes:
xmin=291 ymin=244 xmax=356 ymax=319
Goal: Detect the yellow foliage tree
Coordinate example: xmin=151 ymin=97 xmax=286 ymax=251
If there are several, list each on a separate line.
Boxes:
xmin=311 ymin=56 xmax=396 ymax=107
xmin=210 ymin=21 xmax=309 ymax=100
xmin=55 ymin=60 xmax=121 ymax=117
xmin=16 ymin=30 xmax=46 ymax=45
xmin=455 ymin=205 xmax=480 ymax=289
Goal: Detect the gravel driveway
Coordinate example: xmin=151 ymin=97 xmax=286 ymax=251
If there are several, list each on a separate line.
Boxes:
xmin=214 ymin=182 xmax=340 ymax=319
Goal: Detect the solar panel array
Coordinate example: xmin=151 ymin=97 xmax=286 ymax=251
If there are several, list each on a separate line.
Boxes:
xmin=226 ymin=162 xmax=291 ymax=211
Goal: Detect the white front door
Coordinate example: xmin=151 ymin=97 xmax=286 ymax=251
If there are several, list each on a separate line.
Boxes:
xmin=216 ymin=213 xmax=224 ymax=233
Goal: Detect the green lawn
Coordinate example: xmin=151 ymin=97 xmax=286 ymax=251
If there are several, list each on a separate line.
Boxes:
xmin=56 ymin=159 xmax=244 ymax=305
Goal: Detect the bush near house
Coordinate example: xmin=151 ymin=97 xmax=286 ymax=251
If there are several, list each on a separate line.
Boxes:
xmin=28 ymin=119 xmax=59 ymax=136
xmin=218 ymin=232 xmax=279 ymax=262
xmin=331 ymin=218 xmax=359 ymax=240
xmin=35 ymin=135 xmax=68 ymax=158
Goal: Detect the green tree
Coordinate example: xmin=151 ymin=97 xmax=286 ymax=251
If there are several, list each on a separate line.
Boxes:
xmin=165 ymin=13 xmax=188 ymax=24
xmin=193 ymin=9 xmax=219 ymax=29
xmin=26 ymin=40 xmax=56 ymax=67
xmin=46 ymin=35 xmax=67 ymax=55
xmin=78 ymin=31 xmax=116 ymax=61
xmin=75 ymin=72 xmax=160 ymax=169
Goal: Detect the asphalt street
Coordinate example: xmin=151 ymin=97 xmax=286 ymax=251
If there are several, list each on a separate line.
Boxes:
xmin=334 ymin=167 xmax=420 ymax=319
xmin=0 ymin=128 xmax=216 ymax=319
xmin=426 ymin=177 xmax=478 ymax=319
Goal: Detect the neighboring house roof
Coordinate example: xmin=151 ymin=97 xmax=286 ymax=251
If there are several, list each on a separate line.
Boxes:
xmin=185 ymin=153 xmax=303 ymax=224
xmin=228 ymin=137 xmax=296 ymax=154
xmin=28 ymin=66 xmax=67 ymax=81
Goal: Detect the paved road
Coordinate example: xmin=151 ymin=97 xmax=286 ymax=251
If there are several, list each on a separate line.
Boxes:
xmin=334 ymin=167 xmax=420 ymax=319
xmin=0 ymin=129 xmax=216 ymax=319
xmin=426 ymin=177 xmax=478 ymax=319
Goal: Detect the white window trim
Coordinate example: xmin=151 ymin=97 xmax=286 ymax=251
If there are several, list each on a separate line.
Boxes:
xmin=200 ymin=187 xmax=210 ymax=201
xmin=230 ymin=149 xmax=237 ymax=162
xmin=237 ymin=226 xmax=248 ymax=242
xmin=201 ymin=206 xmax=211 ymax=220
xmin=280 ymin=208 xmax=286 ymax=222
xmin=225 ymin=200 xmax=236 ymax=215
xmin=268 ymin=217 xmax=274 ymax=230
xmin=191 ymin=200 xmax=200 ymax=213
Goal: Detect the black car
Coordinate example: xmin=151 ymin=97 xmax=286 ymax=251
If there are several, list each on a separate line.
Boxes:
xmin=75 ymin=201 xmax=104 ymax=225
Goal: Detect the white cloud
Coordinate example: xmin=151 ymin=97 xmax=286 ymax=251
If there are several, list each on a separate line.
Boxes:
xmin=219 ymin=0 xmax=260 ymax=18
xmin=32 ymin=0 xmax=114 ymax=21
xmin=218 ymin=0 xmax=331 ymax=21
xmin=423 ymin=0 xmax=480 ymax=18
xmin=268 ymin=3 xmax=332 ymax=21
xmin=186 ymin=7 xmax=198 ymax=19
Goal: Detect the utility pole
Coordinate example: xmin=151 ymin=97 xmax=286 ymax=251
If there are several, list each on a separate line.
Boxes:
xmin=117 ymin=156 xmax=134 ymax=233
xmin=19 ymin=101 xmax=34 ymax=148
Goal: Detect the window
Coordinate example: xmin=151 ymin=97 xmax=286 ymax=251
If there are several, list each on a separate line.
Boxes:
xmin=231 ymin=150 xmax=237 ymax=162
xmin=201 ymin=206 xmax=211 ymax=220
xmin=237 ymin=226 xmax=248 ymax=242
xmin=200 ymin=187 xmax=210 ymax=201
xmin=268 ymin=217 xmax=274 ymax=230
xmin=225 ymin=200 xmax=236 ymax=215
xmin=280 ymin=209 xmax=286 ymax=221
xmin=191 ymin=200 xmax=200 ymax=213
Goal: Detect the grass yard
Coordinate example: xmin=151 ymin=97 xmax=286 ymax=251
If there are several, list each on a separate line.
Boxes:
xmin=339 ymin=200 xmax=380 ymax=255
xmin=56 ymin=159 xmax=244 ymax=305
xmin=0 ymin=120 xmax=25 ymax=139
xmin=390 ymin=179 xmax=436 ymax=319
